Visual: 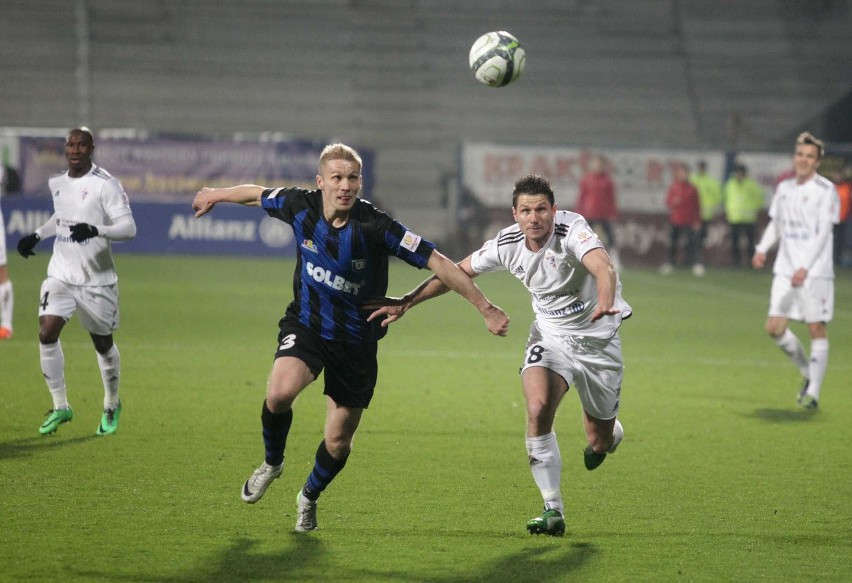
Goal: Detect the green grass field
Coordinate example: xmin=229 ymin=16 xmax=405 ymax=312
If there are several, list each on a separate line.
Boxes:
xmin=1 ymin=253 xmax=850 ymax=582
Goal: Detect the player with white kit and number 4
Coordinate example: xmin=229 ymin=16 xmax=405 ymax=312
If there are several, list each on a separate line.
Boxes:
xmin=367 ymin=174 xmax=631 ymax=536
xmin=17 ymin=127 xmax=137 ymax=436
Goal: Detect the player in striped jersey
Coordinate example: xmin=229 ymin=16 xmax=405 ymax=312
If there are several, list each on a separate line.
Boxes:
xmin=16 ymin=127 xmax=137 ymax=436
xmin=367 ymin=174 xmax=631 ymax=536
xmin=753 ymin=132 xmax=839 ymax=410
xmin=192 ymin=143 xmax=509 ymax=532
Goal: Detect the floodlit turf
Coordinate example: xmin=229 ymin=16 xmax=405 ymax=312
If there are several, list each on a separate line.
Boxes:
xmin=1 ymin=253 xmax=850 ymax=582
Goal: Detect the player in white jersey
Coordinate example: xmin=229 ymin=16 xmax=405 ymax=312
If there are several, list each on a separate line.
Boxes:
xmin=17 ymin=128 xmax=137 ymax=435
xmin=753 ymin=132 xmax=838 ymax=410
xmin=0 ymin=167 xmax=14 ymax=339
xmin=367 ymin=174 xmax=631 ymax=536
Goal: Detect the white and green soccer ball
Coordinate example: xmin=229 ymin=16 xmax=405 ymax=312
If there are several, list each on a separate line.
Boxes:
xmin=468 ymin=31 xmax=526 ymax=87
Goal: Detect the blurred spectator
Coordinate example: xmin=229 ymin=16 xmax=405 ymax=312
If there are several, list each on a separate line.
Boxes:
xmin=456 ymin=186 xmax=489 ymax=255
xmin=0 ymin=164 xmax=14 ymax=338
xmin=832 ymin=165 xmax=851 ymax=265
xmin=689 ymin=160 xmax=723 ymax=266
xmin=724 ymin=163 xmax=764 ymax=267
xmin=576 ymin=155 xmax=620 ymax=268
xmin=661 ymin=163 xmax=703 ymax=276
xmin=1 ymin=164 xmax=21 ymax=195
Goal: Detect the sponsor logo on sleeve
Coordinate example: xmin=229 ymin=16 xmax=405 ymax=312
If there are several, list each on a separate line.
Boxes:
xmin=400 ymin=231 xmax=422 ymax=252
xmin=576 ymin=229 xmax=596 ymax=243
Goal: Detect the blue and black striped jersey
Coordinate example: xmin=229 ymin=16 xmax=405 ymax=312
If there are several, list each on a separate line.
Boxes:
xmin=262 ymin=187 xmax=436 ymax=342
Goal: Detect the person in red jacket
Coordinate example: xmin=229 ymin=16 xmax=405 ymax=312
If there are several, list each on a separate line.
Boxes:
xmin=576 ymin=155 xmax=620 ymax=268
xmin=661 ymin=163 xmax=704 ymax=276
xmin=831 ymin=165 xmax=850 ymax=265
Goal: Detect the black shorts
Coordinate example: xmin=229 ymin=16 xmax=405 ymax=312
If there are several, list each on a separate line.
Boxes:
xmin=275 ymin=317 xmax=378 ymax=409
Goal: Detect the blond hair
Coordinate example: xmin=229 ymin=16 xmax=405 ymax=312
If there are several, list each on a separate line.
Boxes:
xmin=796 ymin=131 xmax=825 ymax=159
xmin=318 ymin=143 xmax=362 ymax=174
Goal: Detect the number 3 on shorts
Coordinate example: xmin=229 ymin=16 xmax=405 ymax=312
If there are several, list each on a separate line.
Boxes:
xmin=278 ymin=333 xmax=296 ymax=352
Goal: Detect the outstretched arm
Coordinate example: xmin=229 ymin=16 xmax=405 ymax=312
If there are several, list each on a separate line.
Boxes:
xmin=192 ymin=185 xmax=264 ymax=217
xmin=582 ymin=248 xmax=620 ymax=322
xmin=367 ymin=253 xmax=509 ymax=336
xmin=426 ymin=251 xmax=509 ymax=336
xmin=366 ymin=255 xmax=471 ymax=324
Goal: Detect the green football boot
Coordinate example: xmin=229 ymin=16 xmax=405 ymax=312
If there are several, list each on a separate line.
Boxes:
xmin=584 ymin=420 xmax=624 ymax=471
xmin=39 ymin=408 xmax=74 ymax=435
xmin=583 ymin=445 xmax=608 ymax=471
xmin=96 ymin=402 xmax=122 ymax=436
xmin=526 ymin=507 xmax=565 ymax=536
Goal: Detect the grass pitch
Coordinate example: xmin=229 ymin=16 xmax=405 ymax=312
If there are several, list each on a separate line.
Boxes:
xmin=1 ymin=253 xmax=850 ymax=582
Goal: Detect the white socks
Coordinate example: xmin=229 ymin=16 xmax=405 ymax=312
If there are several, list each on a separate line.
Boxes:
xmin=40 ymin=341 xmax=68 ymax=410
xmin=807 ymin=338 xmax=829 ymax=400
xmin=774 ymin=329 xmax=809 ymax=379
xmin=0 ymin=281 xmax=12 ymax=330
xmin=526 ymin=432 xmax=563 ymax=513
xmin=97 ymin=344 xmax=121 ymax=410
xmin=39 ymin=341 xmax=122 ymax=411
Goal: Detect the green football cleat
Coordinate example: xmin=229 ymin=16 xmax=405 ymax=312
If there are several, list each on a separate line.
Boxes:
xmin=96 ymin=402 xmax=122 ymax=436
xmin=526 ymin=507 xmax=565 ymax=536
xmin=39 ymin=408 xmax=74 ymax=435
xmin=797 ymin=394 xmax=818 ymax=410
xmin=583 ymin=445 xmax=608 ymax=470
xmin=584 ymin=420 xmax=624 ymax=471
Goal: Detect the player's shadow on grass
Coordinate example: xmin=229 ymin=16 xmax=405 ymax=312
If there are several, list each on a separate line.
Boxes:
xmin=350 ymin=540 xmax=597 ymax=583
xmin=0 ymin=435 xmax=98 ymax=460
xmin=72 ymin=536 xmax=326 ymax=583
xmin=198 ymin=535 xmax=327 ymax=582
xmin=437 ymin=542 xmax=597 ymax=583
xmin=744 ymin=408 xmax=820 ymax=423
xmin=73 ymin=536 xmax=594 ymax=583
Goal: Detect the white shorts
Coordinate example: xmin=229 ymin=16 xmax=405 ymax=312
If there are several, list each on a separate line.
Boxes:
xmin=39 ymin=277 xmax=120 ymax=335
xmin=768 ymin=275 xmax=833 ymax=323
xmin=520 ymin=320 xmax=624 ymax=420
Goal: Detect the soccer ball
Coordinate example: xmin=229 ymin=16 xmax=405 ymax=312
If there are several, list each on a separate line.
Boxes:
xmin=468 ymin=31 xmax=525 ymax=87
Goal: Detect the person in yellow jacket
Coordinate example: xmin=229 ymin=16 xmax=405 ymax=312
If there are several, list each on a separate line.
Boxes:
xmin=690 ymin=160 xmax=723 ymax=270
xmin=724 ymin=163 xmax=764 ymax=266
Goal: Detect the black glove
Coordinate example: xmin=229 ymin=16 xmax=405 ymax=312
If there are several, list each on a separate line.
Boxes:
xmin=17 ymin=233 xmax=40 ymax=258
xmin=70 ymin=223 xmax=99 ymax=242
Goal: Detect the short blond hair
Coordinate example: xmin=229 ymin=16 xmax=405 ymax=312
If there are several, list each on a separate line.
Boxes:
xmin=318 ymin=143 xmax=362 ymax=174
xmin=796 ymin=131 xmax=825 ymax=159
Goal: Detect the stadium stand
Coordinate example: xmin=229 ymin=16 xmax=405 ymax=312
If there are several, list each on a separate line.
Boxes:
xmin=1 ymin=0 xmax=850 ymax=232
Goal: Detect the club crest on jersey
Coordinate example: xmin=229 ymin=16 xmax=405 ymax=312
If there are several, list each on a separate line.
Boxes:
xmin=352 ymin=259 xmax=366 ymax=271
xmin=53 ymin=190 xmax=60 ymax=198
xmin=81 ymin=188 xmax=89 ymax=201
xmin=400 ymin=230 xmax=422 ymax=252
xmin=544 ymin=249 xmax=559 ymax=269
xmin=301 ymin=239 xmax=318 ymax=253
